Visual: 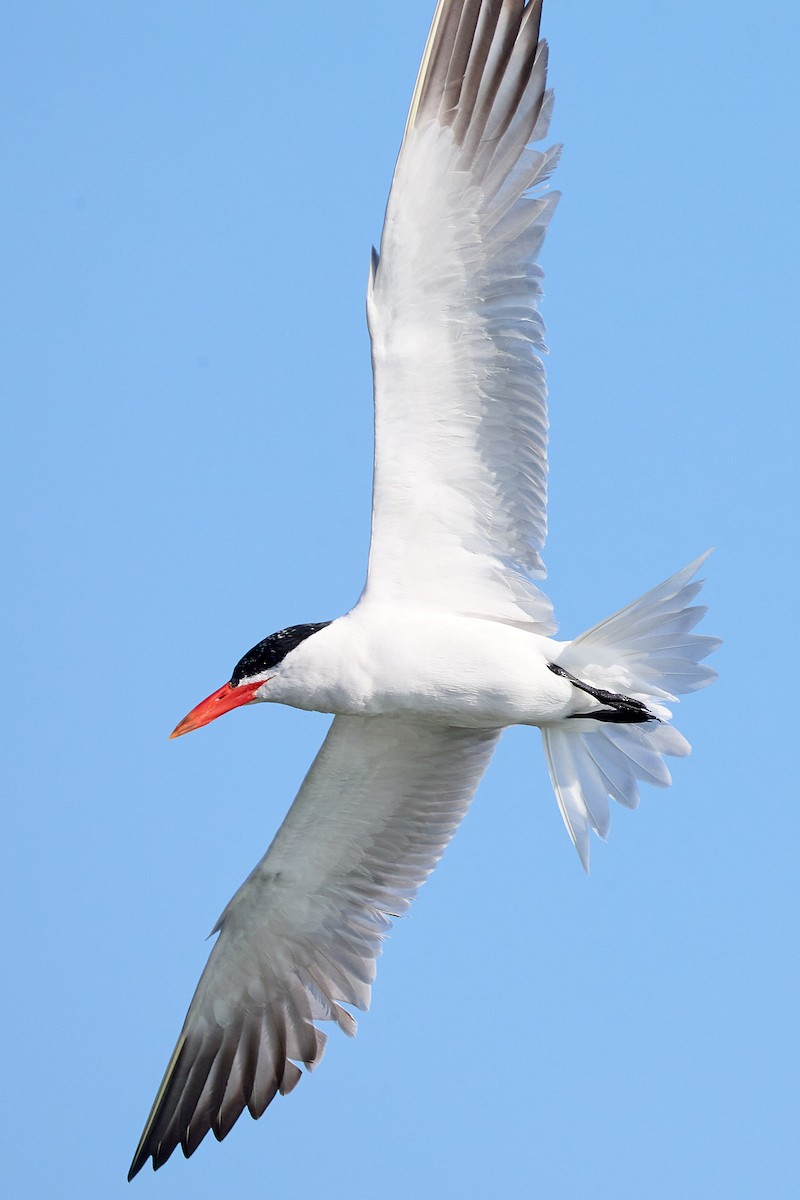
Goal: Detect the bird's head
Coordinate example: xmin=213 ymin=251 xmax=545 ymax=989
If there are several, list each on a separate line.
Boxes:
xmin=170 ymin=622 xmax=331 ymax=738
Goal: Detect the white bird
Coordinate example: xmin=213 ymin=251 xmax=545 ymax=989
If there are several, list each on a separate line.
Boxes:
xmin=129 ymin=0 xmax=718 ymax=1178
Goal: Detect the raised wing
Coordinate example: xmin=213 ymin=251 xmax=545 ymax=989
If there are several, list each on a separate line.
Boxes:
xmin=364 ymin=0 xmax=560 ymax=631
xmin=129 ymin=716 xmax=500 ymax=1177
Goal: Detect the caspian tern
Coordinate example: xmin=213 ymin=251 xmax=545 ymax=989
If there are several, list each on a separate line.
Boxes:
xmin=129 ymin=0 xmax=718 ymax=1178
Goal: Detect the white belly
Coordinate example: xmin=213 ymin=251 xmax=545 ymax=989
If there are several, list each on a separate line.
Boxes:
xmin=263 ymin=606 xmax=573 ymax=728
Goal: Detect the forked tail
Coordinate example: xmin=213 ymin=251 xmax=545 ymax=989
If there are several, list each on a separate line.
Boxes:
xmin=542 ymin=554 xmax=719 ymax=869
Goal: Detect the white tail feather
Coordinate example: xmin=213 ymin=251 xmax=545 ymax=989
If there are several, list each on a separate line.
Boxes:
xmin=543 ymin=556 xmax=719 ymax=869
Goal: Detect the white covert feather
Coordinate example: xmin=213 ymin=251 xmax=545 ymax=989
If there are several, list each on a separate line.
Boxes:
xmin=131 ymin=718 xmax=498 ymax=1168
xmin=365 ymin=31 xmax=560 ymax=631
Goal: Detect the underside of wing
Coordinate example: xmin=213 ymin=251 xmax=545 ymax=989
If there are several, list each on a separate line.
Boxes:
xmin=365 ymin=0 xmax=560 ymax=631
xmin=128 ymin=716 xmax=500 ymax=1178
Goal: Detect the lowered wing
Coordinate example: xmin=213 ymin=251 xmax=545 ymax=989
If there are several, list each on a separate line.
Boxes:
xmin=129 ymin=716 xmax=499 ymax=1177
xmin=364 ymin=0 xmax=560 ymax=631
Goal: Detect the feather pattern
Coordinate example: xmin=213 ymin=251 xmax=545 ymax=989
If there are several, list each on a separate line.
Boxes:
xmin=130 ymin=0 xmax=719 ymax=1177
xmin=364 ymin=0 xmax=560 ymax=631
xmin=128 ymin=716 xmax=499 ymax=1177
xmin=543 ymin=556 xmax=720 ymax=868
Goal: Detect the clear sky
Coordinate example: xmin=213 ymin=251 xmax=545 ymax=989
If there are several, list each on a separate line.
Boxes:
xmin=3 ymin=1 xmax=798 ymax=1197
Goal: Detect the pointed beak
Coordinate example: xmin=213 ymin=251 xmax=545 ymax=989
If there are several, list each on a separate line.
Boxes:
xmin=170 ymin=679 xmax=264 ymax=739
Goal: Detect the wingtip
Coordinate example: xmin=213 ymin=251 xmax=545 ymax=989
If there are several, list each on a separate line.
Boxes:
xmin=127 ymin=1133 xmax=164 ymax=1181
xmin=127 ymin=1127 xmax=154 ymax=1180
xmin=688 ymin=547 xmax=715 ymax=574
xmin=126 ymin=1150 xmax=148 ymax=1183
xmin=127 ymin=1032 xmax=188 ymax=1181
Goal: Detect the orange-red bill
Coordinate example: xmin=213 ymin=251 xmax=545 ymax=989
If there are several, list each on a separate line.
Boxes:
xmin=170 ymin=679 xmax=263 ymax=739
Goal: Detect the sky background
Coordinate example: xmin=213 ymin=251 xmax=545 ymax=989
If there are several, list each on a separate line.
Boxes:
xmin=3 ymin=1 xmax=798 ymax=1196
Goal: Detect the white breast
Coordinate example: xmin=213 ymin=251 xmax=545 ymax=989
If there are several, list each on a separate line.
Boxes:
xmin=263 ymin=607 xmax=572 ymax=728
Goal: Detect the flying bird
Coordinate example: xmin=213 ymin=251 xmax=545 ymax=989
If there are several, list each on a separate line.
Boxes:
xmin=129 ymin=0 xmax=718 ymax=1178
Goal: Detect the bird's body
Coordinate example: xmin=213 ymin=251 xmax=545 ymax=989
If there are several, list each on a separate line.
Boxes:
xmin=129 ymin=0 xmax=718 ymax=1178
xmin=260 ymin=609 xmax=571 ymax=727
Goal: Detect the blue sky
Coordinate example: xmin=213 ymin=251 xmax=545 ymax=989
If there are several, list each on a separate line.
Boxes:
xmin=3 ymin=1 xmax=798 ymax=1196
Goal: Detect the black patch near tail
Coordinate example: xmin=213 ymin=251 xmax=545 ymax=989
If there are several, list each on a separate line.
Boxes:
xmin=548 ymin=662 xmax=658 ymax=724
